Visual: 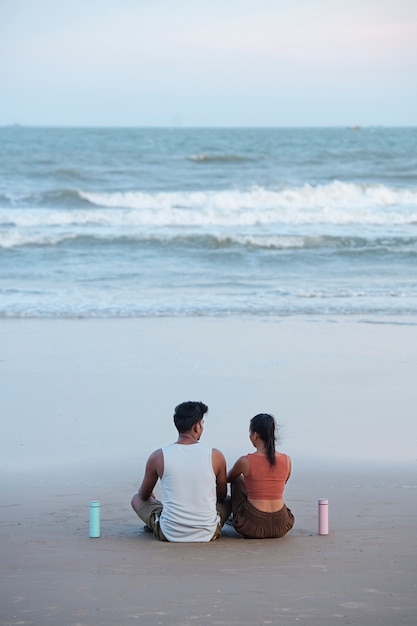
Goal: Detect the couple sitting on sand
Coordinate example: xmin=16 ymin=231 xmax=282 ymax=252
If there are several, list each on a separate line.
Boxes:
xmin=131 ymin=401 xmax=294 ymax=542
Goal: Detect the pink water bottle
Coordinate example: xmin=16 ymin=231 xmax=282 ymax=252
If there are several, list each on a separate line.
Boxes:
xmin=318 ymin=498 xmax=329 ymax=535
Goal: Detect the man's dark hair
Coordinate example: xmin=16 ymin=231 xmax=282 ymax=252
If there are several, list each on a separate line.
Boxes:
xmin=173 ymin=401 xmax=208 ymax=433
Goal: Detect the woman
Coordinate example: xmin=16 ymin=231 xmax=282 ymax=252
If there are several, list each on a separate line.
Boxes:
xmin=227 ymin=413 xmax=294 ymax=539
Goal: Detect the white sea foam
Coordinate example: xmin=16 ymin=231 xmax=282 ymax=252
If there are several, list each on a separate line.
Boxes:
xmin=2 ymin=182 xmax=417 ymax=233
xmin=81 ymin=182 xmax=417 ymax=226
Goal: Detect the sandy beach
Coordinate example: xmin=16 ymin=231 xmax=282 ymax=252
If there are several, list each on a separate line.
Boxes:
xmin=1 ymin=317 xmax=417 ymax=625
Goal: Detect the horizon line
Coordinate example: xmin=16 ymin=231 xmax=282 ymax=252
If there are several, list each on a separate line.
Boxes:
xmin=2 ymin=123 xmax=416 ymax=130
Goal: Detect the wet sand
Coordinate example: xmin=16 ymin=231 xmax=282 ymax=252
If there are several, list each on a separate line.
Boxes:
xmin=1 ymin=317 xmax=416 ymax=624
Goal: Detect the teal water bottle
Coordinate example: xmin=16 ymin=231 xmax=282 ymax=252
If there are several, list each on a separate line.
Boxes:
xmin=89 ymin=501 xmax=101 ymax=537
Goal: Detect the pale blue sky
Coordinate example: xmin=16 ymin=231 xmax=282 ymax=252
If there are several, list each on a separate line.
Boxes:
xmin=1 ymin=0 xmax=416 ymax=126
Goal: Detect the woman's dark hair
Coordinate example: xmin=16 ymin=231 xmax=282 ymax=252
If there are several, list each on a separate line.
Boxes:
xmin=250 ymin=413 xmax=277 ymax=466
xmin=173 ymin=401 xmax=208 ymax=433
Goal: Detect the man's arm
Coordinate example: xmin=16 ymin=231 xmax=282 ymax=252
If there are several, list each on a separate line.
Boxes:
xmin=212 ymin=448 xmax=228 ymax=501
xmin=227 ymin=455 xmax=250 ymax=483
xmin=137 ymin=449 xmax=163 ymax=502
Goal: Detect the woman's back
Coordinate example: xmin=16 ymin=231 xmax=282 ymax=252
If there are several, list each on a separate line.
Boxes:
xmin=244 ymin=452 xmax=290 ymax=512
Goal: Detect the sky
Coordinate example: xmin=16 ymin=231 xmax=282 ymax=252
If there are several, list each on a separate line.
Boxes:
xmin=1 ymin=0 xmax=417 ymax=127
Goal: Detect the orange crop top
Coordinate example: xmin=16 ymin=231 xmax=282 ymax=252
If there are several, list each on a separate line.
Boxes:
xmin=244 ymin=452 xmax=289 ymax=500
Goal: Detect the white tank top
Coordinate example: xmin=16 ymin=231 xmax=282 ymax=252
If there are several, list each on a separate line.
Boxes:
xmin=159 ymin=442 xmax=220 ymax=542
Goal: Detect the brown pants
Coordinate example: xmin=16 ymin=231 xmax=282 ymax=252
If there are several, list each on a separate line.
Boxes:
xmin=231 ymin=476 xmax=295 ymax=539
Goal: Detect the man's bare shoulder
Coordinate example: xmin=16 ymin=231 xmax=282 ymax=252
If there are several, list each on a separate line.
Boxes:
xmin=145 ymin=448 xmax=164 ymax=473
xmin=146 ymin=448 xmax=164 ymax=469
xmin=211 ymin=447 xmax=227 ymax=469
xmin=148 ymin=448 xmax=163 ymax=460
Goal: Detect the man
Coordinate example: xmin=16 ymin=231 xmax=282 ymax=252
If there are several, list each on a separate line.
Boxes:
xmin=131 ymin=401 xmax=231 ymax=542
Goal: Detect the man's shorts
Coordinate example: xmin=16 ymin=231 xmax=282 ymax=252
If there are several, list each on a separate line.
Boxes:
xmin=135 ymin=498 xmax=168 ymax=541
xmin=135 ymin=498 xmax=231 ymax=542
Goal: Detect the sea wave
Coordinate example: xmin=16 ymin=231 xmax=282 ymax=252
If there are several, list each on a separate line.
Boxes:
xmin=2 ymin=182 xmax=417 ymax=230
xmin=1 ymin=286 xmax=416 ymax=320
xmin=186 ymin=153 xmax=247 ymax=163
xmin=1 ymin=228 xmax=416 ymax=253
xmin=4 ymin=188 xmax=92 ymax=209
xmin=79 ymin=182 xmax=417 ymax=220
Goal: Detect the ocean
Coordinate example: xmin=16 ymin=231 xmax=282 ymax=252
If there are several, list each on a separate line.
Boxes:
xmin=1 ymin=126 xmax=417 ymax=318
